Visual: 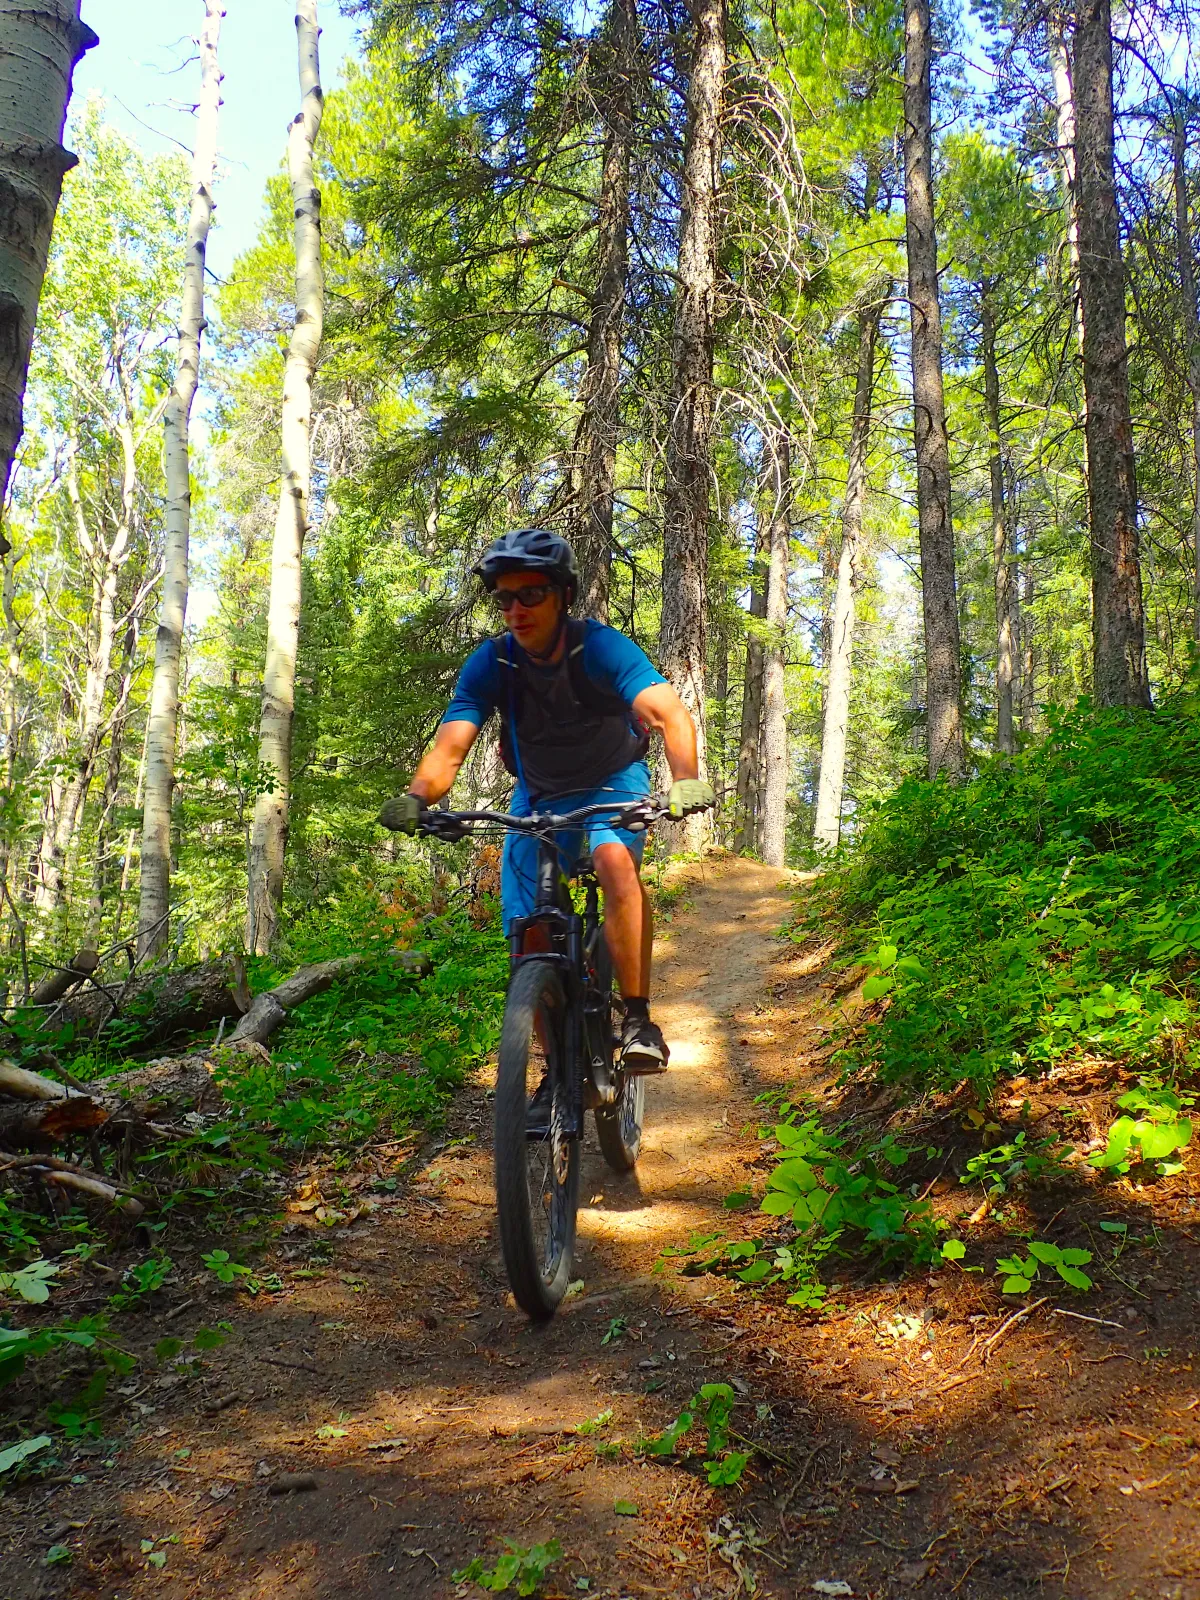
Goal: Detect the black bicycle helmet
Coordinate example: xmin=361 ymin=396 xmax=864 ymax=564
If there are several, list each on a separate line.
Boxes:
xmin=474 ymin=527 xmax=580 ymax=605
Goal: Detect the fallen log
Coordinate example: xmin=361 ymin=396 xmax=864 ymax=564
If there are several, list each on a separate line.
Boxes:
xmin=0 ymin=1093 xmax=111 ymax=1149
xmin=42 ymin=1169 xmax=144 ymax=1216
xmin=100 ymin=1054 xmax=225 ymax=1117
xmin=0 ymin=955 xmax=369 ymax=1157
xmin=29 ymin=948 xmax=100 ymax=1007
xmin=0 ymin=1051 xmax=226 ymax=1153
xmin=0 ymin=1152 xmax=144 ymax=1217
xmin=229 ymin=954 xmax=364 ymax=1046
xmin=0 ymin=1061 xmax=88 ymax=1101
xmin=49 ymin=954 xmax=251 ymax=1046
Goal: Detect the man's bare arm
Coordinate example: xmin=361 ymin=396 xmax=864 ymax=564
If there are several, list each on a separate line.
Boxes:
xmin=631 ymin=683 xmax=699 ymax=782
xmin=406 ymin=720 xmax=481 ymax=805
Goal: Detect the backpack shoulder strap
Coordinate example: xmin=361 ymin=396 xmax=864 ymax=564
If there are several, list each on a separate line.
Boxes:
xmin=565 ymin=618 xmax=627 ymax=715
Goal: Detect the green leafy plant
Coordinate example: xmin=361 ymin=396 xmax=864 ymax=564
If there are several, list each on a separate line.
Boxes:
xmin=758 ymin=1114 xmax=942 ymax=1266
xmin=805 ymin=702 xmax=1200 ymax=1097
xmin=1089 ymin=1080 xmax=1193 ymax=1176
xmin=0 ymin=1259 xmax=59 ymax=1304
xmin=201 ymin=1249 xmax=252 ymax=1285
xmin=642 ymin=1382 xmax=750 ymax=1487
xmin=453 ymin=1538 xmax=563 ymax=1596
xmin=961 ymin=1132 xmax=1074 ymax=1197
xmin=862 ymin=941 xmax=929 ymax=1002
xmin=600 ymin=1316 xmax=627 ymax=1345
xmin=995 ymin=1239 xmax=1093 ymax=1294
xmin=0 ymin=1435 xmax=53 ymax=1476
xmin=108 ymin=1253 xmax=172 ymax=1311
xmin=0 ymin=1319 xmax=106 ymax=1389
xmin=573 ymin=1408 xmax=612 ymax=1436
xmin=47 ymin=1368 xmax=112 ymax=1439
xmin=153 ymin=1326 xmax=228 ymax=1374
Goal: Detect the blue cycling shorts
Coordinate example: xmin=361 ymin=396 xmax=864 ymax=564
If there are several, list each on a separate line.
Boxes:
xmin=500 ymin=758 xmax=651 ymax=934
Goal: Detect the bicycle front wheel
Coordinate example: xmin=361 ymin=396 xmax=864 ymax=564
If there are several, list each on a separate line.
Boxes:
xmin=494 ymin=958 xmax=580 ymax=1321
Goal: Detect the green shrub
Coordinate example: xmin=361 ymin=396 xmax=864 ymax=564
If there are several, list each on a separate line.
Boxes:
xmin=810 ymin=701 xmax=1200 ymax=1095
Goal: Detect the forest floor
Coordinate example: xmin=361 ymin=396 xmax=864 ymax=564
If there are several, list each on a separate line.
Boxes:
xmin=5 ymin=855 xmax=1200 ymax=1600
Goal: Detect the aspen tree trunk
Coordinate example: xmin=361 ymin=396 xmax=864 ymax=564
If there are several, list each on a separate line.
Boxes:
xmin=1021 ymin=565 xmax=1036 ymax=730
xmin=0 ymin=539 xmax=24 ymax=905
xmin=903 ymin=0 xmax=965 ymax=778
xmin=1072 ymin=0 xmax=1150 ymax=707
xmin=813 ymin=292 xmax=885 ymax=849
xmin=658 ymin=0 xmax=725 ymax=846
xmin=734 ymin=514 xmax=766 ymax=853
xmin=85 ymin=622 xmax=137 ymax=946
xmin=980 ymin=284 xmax=1015 ymax=755
xmin=576 ymin=0 xmax=636 ymax=620
xmin=1172 ymin=106 xmax=1200 ymax=640
xmin=758 ymin=430 xmax=791 ymax=869
xmin=0 ymin=1 xmax=96 ymax=520
xmin=137 ymin=1 xmax=224 ymax=960
xmin=114 ymin=712 xmax=149 ymax=944
xmin=36 ymin=427 xmax=135 ymax=914
xmin=247 ymin=2 xmax=324 ymax=955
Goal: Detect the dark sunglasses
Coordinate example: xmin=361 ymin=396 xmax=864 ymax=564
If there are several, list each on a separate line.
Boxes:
xmin=492 ymin=584 xmax=554 ymax=611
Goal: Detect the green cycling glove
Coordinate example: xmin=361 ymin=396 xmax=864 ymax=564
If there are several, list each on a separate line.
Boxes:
xmin=668 ymin=778 xmax=715 ymax=820
xmin=378 ymin=793 xmax=423 ymax=834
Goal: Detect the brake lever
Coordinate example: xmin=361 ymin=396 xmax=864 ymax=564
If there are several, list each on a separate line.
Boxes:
xmin=419 ymin=812 xmax=471 ymax=842
xmin=617 ymin=800 xmax=668 ymax=833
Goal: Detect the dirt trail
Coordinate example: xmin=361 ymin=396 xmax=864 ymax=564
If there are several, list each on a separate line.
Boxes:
xmin=8 ymin=856 xmax=1200 ymax=1600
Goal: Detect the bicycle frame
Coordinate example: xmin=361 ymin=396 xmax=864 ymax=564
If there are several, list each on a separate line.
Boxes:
xmin=417 ymin=797 xmax=665 ymax=1139
xmin=508 ymin=839 xmax=612 ymax=1141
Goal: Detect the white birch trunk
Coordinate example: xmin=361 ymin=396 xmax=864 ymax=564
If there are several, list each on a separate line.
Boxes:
xmin=137 ymin=1 xmax=224 ymax=960
xmin=247 ymin=1 xmax=324 ymax=955
xmin=0 ymin=1 xmax=96 ymax=517
xmin=813 ymin=290 xmax=885 ymax=850
xmin=980 ymin=285 xmax=1015 ymax=755
xmin=35 ymin=427 xmax=134 ymax=914
xmin=85 ymin=619 xmax=138 ymax=945
xmin=758 ymin=431 xmax=791 ymax=868
xmin=1021 ymin=565 xmax=1036 ymax=731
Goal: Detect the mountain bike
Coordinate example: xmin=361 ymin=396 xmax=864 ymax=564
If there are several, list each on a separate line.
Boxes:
xmin=409 ymin=795 xmax=674 ymax=1321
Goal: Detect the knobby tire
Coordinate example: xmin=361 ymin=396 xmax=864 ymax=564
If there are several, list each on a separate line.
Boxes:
xmin=494 ymin=959 xmax=579 ymax=1321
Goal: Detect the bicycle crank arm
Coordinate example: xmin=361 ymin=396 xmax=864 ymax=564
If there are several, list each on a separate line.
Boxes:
xmin=585 ymin=1057 xmax=617 ymax=1108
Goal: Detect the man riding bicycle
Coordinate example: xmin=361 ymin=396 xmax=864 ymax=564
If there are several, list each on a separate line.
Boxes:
xmin=380 ymin=527 xmax=713 ymax=1091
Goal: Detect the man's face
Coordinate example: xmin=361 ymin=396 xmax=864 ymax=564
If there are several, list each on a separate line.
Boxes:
xmin=494 ymin=569 xmax=564 ymax=654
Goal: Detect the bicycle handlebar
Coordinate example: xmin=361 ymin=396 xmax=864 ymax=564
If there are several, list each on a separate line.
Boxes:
xmin=414 ymin=794 xmax=681 ymax=841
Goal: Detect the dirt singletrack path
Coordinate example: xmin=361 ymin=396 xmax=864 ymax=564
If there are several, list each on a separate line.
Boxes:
xmin=9 ymin=858 xmax=795 ymax=1600
xmin=13 ymin=855 xmax=1200 ymax=1600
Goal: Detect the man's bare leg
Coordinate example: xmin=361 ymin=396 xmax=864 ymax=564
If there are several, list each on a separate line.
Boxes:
xmin=592 ymin=841 xmax=651 ymax=996
xmin=593 ymin=841 xmax=666 ymax=1072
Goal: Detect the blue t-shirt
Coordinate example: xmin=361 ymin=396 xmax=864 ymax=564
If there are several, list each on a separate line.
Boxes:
xmin=443 ymin=620 xmax=666 ymax=728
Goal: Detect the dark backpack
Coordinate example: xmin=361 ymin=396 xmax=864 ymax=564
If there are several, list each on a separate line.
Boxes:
xmin=491 ymin=618 xmax=651 ymax=780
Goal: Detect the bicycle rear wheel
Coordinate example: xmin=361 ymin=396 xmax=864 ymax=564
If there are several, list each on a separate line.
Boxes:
xmin=591 ymin=936 xmax=645 ymax=1172
xmin=494 ymin=959 xmax=580 ymax=1321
